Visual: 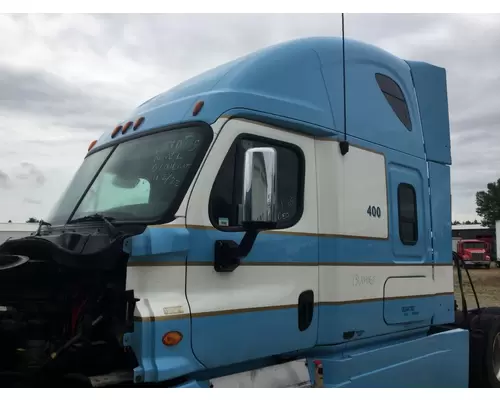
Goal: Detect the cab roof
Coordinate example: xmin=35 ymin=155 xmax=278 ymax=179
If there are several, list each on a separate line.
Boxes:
xmin=95 ymin=36 xmax=451 ymax=165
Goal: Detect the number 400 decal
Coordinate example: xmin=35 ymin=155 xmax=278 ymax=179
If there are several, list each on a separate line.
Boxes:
xmin=367 ymin=205 xmax=382 ymax=218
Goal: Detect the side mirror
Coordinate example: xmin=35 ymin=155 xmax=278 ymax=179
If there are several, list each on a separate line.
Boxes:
xmin=214 ymin=146 xmax=278 ymax=273
xmin=241 ymin=147 xmax=278 ymax=230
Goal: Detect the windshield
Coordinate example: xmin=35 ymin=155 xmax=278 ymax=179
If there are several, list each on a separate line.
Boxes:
xmin=463 ymin=242 xmax=486 ymax=250
xmin=46 ymin=125 xmax=212 ymax=226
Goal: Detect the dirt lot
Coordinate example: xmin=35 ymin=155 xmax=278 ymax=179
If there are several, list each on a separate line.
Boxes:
xmin=454 ymin=264 xmax=500 ymax=308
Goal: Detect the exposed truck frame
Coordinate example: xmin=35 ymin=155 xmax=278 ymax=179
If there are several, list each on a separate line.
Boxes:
xmin=1 ymin=36 xmax=500 ymax=388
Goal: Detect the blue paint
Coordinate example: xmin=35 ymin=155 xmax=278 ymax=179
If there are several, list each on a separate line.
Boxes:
xmin=186 ymin=226 xmax=434 ymax=265
xmin=92 ymin=37 xmax=444 ymax=167
xmin=427 ymin=162 xmax=453 ymax=264
xmin=126 ymin=226 xmax=190 ymax=258
xmin=317 ymin=294 xmax=453 ymax=345
xmin=128 ymin=318 xmax=204 ymax=384
xmin=128 ymin=294 xmax=454 ymax=379
xmin=318 ymin=40 xmax=425 ymax=158
xmin=387 ymin=160 xmax=429 ymax=261
xmin=110 ymin=36 xmax=460 ymax=386
xmin=186 ymin=226 xmax=318 ymax=264
xmin=383 ymin=290 xmax=437 ymax=325
xmin=407 ymin=61 xmax=451 ymax=165
xmin=320 ymin=328 xmax=469 ymax=387
xmin=191 ymin=305 xmax=318 ymax=369
xmin=126 ymin=218 xmax=452 ymax=267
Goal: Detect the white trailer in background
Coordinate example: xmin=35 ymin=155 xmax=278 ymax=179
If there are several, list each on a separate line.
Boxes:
xmin=0 ymin=223 xmax=38 ymax=245
xmin=496 ymin=220 xmax=500 ymax=267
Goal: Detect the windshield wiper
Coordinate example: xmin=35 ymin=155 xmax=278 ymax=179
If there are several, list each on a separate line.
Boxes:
xmin=69 ymin=214 xmax=119 ymax=238
xmin=35 ymin=219 xmax=52 ymax=236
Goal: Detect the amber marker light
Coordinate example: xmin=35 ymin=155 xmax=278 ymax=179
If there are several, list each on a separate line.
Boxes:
xmin=88 ymin=140 xmax=97 ymax=152
xmin=133 ymin=116 xmax=145 ymax=130
xmin=162 ymin=331 xmax=183 ymax=347
xmin=192 ymin=100 xmax=204 ymax=116
xmin=111 ymin=125 xmax=122 ymax=138
xmin=122 ymin=121 xmax=133 ymax=134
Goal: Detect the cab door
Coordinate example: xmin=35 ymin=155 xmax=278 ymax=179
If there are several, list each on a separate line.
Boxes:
xmin=185 ymin=118 xmax=319 ymax=368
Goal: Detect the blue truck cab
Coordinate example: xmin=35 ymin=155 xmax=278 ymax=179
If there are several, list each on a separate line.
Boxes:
xmin=0 ymin=36 xmax=473 ymax=388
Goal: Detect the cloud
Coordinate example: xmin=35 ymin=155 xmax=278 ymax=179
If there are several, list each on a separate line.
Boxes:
xmin=0 ymin=13 xmax=498 ymax=223
xmin=0 ymin=65 xmax=128 ymax=132
xmin=13 ymin=162 xmax=46 ymax=187
xmin=0 ymin=171 xmax=10 ymax=189
xmin=23 ymin=197 xmax=42 ymax=205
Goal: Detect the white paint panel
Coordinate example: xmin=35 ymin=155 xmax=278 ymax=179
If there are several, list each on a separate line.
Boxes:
xmin=186 ymin=118 xmax=318 ymax=234
xmin=318 ymin=265 xmax=453 ymax=303
xmin=125 ymin=218 xmax=190 ymax=319
xmin=187 ymin=265 xmax=318 ymax=313
xmin=129 ymin=264 xmax=453 ymax=319
xmin=211 ymin=359 xmax=311 ymax=388
xmin=433 ymin=264 xmax=454 ymax=292
xmin=186 ymin=118 xmax=319 ymax=365
xmin=315 ymin=140 xmax=342 ymax=236
xmin=315 ymin=139 xmax=388 ymax=238
xmin=384 ymin=276 xmax=429 ymax=298
xmin=128 ymin=264 xmax=453 ymax=318
xmin=126 ymin=265 xmax=188 ymax=319
xmin=147 ymin=217 xmax=186 ymax=228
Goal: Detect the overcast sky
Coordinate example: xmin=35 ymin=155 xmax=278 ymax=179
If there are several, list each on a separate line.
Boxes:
xmin=0 ymin=13 xmax=498 ymax=223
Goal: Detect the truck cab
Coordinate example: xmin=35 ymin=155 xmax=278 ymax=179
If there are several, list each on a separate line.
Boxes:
xmin=453 ymin=238 xmax=491 ymax=268
xmin=0 ymin=36 xmax=470 ymax=388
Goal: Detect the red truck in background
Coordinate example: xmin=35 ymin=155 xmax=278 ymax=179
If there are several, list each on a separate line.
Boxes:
xmin=452 ymin=237 xmax=491 ymax=268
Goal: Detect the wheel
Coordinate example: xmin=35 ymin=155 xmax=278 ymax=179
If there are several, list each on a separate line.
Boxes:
xmin=490 ymin=330 xmax=500 ymax=387
xmin=485 ymin=318 xmax=500 ymax=388
xmin=469 ymin=315 xmax=500 ymax=387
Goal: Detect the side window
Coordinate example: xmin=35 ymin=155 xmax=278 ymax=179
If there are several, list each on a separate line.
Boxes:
xmin=398 ymin=183 xmax=418 ymax=245
xmin=375 ymin=73 xmax=412 ymax=131
xmin=209 ymin=134 xmax=304 ymax=230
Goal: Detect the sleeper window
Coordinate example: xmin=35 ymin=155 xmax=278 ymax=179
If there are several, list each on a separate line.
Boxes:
xmin=398 ymin=183 xmax=418 ymax=245
xmin=376 ymin=73 xmax=412 ymax=131
xmin=209 ymin=135 xmax=303 ymax=230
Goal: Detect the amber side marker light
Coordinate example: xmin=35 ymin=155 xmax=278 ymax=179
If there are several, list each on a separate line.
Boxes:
xmin=111 ymin=125 xmax=122 ymax=138
xmin=162 ymin=331 xmax=183 ymax=347
xmin=88 ymin=140 xmax=97 ymax=152
xmin=122 ymin=121 xmax=133 ymax=134
xmin=133 ymin=116 xmax=145 ymax=130
xmin=192 ymin=100 xmax=204 ymax=116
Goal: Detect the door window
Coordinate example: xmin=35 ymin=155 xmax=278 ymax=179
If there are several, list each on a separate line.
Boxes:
xmin=209 ymin=134 xmax=304 ymax=230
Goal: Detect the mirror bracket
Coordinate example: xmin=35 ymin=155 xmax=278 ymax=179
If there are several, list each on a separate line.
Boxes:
xmin=213 ymin=222 xmax=276 ymax=273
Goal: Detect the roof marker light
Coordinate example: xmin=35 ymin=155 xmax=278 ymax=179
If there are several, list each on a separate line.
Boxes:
xmin=192 ymin=100 xmax=204 ymax=116
xmin=88 ymin=140 xmax=97 ymax=152
xmin=133 ymin=116 xmax=145 ymax=131
xmin=111 ymin=125 xmax=122 ymax=138
xmin=122 ymin=121 xmax=133 ymax=134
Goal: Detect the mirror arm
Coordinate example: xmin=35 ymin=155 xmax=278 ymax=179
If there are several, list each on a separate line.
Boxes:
xmin=214 ymin=146 xmax=278 ymax=273
xmin=213 ymin=229 xmax=259 ymax=273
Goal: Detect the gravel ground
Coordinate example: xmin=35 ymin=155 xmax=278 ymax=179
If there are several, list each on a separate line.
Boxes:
xmin=454 ymin=264 xmax=500 ymax=308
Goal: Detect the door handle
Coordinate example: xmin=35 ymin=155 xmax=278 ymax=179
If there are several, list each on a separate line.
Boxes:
xmin=298 ymin=290 xmax=314 ymax=331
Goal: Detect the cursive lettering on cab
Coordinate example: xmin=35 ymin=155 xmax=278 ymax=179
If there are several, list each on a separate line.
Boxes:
xmin=352 ymin=274 xmax=375 ymax=287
